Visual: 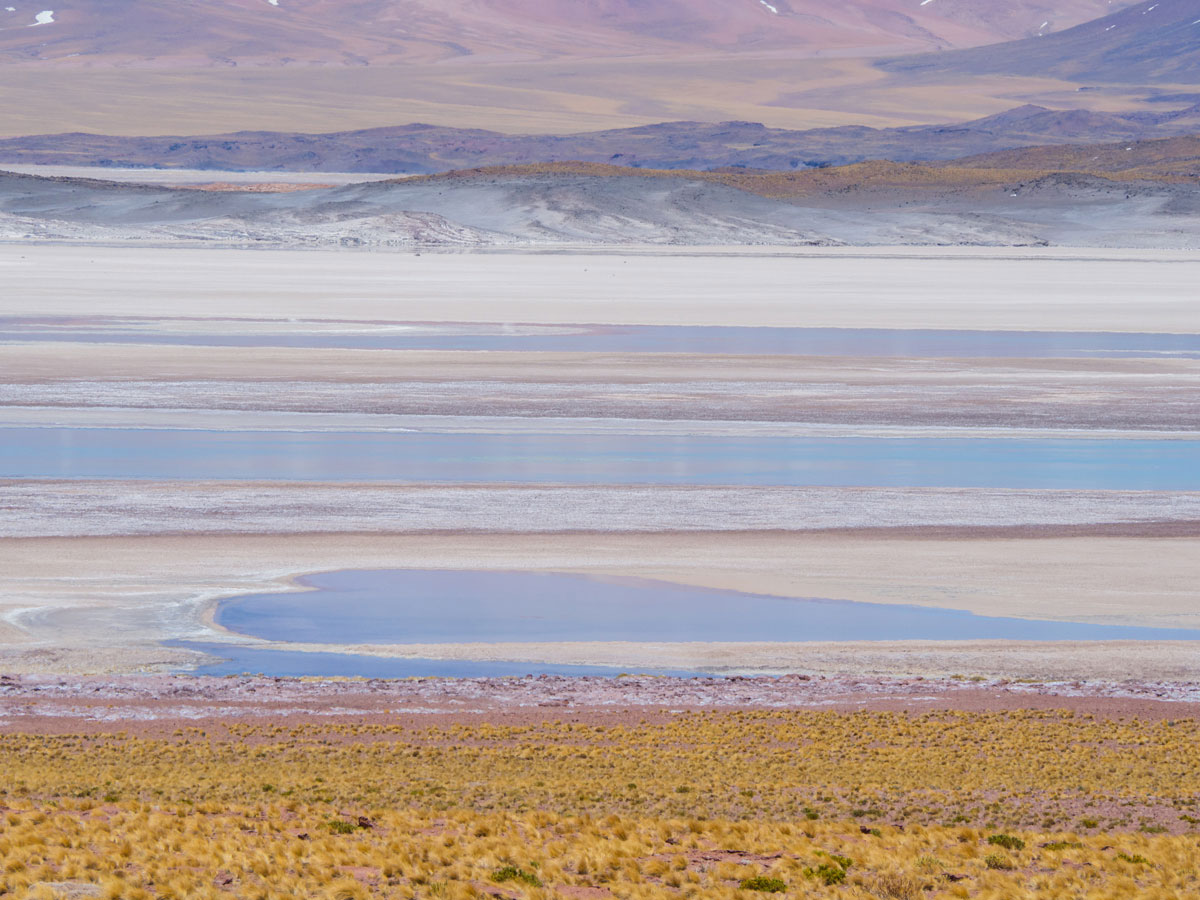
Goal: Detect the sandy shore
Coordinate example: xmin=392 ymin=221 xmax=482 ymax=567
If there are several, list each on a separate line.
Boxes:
xmin=185 ymin=639 xmax=1200 ymax=682
xmin=17 ymin=344 xmax=1200 ymax=382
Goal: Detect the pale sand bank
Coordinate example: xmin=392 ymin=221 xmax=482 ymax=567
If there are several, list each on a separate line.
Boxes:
xmin=15 ymin=345 xmax=1200 ymax=382
xmin=4 ymin=245 xmax=1200 ymax=332
xmin=3 ymin=640 xmax=1200 ymax=682
xmin=188 ymin=639 xmax=1200 ymax=682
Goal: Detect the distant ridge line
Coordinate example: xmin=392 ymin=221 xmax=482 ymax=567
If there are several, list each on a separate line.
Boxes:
xmin=2 ymin=104 xmax=1199 ymax=175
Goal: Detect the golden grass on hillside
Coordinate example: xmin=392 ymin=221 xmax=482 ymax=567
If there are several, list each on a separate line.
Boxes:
xmin=395 ymin=161 xmax=1047 ymax=199
xmin=2 ymin=710 xmax=1199 ymax=898
xmin=950 ymin=135 xmax=1200 ymax=179
xmin=399 ymin=133 xmax=1200 ymax=200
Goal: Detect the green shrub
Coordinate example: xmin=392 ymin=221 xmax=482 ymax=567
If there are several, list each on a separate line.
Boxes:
xmin=327 ymin=819 xmax=359 ymax=834
xmin=986 ymin=834 xmax=1026 ymax=851
xmin=492 ymin=866 xmax=542 ymax=887
xmin=1116 ymin=853 xmax=1149 ymax=865
xmin=984 ymin=853 xmax=1015 ymax=871
xmin=738 ymin=876 xmax=786 ymax=892
xmin=806 ymin=864 xmax=846 ymax=886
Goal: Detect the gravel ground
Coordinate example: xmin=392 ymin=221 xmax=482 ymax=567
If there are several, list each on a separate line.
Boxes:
xmin=4 ymin=673 xmax=1200 ymax=734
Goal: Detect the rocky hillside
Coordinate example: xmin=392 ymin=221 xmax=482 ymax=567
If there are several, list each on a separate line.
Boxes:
xmin=882 ymin=0 xmax=1200 ymax=83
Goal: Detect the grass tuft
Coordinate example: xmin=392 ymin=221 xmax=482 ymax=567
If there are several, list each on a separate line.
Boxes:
xmin=492 ymin=866 xmax=542 ymax=887
xmin=738 ymin=876 xmax=786 ymax=892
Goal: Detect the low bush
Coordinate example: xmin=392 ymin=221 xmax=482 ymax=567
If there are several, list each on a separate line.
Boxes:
xmin=865 ymin=871 xmax=924 ymax=900
xmin=738 ymin=876 xmax=786 ymax=892
xmin=492 ymin=866 xmax=542 ymax=887
xmin=806 ymin=863 xmax=847 ymax=886
xmin=987 ymin=833 xmax=1026 ymax=851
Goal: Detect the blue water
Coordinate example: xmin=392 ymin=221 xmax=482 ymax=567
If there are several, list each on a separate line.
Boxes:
xmin=4 ymin=320 xmax=1200 ymax=358
xmin=168 ymin=641 xmax=702 ymax=678
xmin=215 ymin=570 xmax=1200 ymax=645
xmin=3 ymin=427 xmax=1198 ymax=489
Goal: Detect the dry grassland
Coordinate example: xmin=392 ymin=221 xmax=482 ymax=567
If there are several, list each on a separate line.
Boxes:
xmin=403 ymin=154 xmax=1200 ymax=198
xmin=2 ymin=709 xmax=1199 ymax=899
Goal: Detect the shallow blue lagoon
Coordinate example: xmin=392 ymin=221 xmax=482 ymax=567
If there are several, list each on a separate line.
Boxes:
xmin=4 ymin=428 xmax=1198 ymax=489
xmin=214 ymin=570 xmax=1200 ymax=646
xmin=168 ymin=641 xmax=701 ymax=678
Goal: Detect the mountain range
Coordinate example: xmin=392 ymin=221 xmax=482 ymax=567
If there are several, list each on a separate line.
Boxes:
xmin=0 ymin=0 xmax=1195 ymax=160
xmin=0 ymin=0 xmax=1136 ymax=66
xmin=1 ymin=0 xmax=1190 ymax=139
xmin=4 ymin=103 xmax=1200 ymax=174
